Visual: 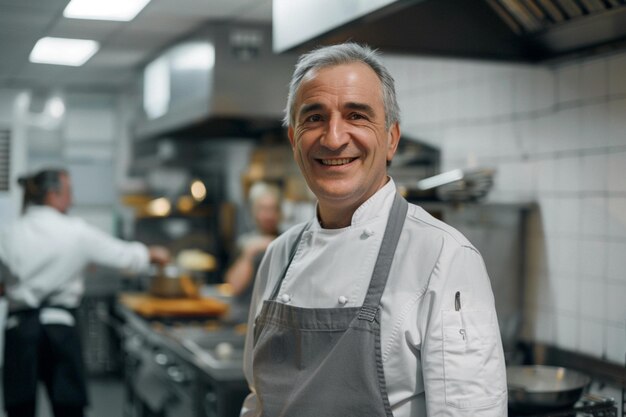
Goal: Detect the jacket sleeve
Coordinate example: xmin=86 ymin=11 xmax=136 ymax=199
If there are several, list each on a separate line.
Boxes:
xmin=78 ymin=220 xmax=150 ymax=274
xmin=419 ymin=242 xmax=508 ymax=416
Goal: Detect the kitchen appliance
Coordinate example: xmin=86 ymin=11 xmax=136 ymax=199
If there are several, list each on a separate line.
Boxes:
xmin=508 ymin=365 xmax=592 ymax=413
xmin=273 ymin=0 xmax=626 ymax=62
xmin=118 ymin=303 xmax=249 ymax=417
xmin=122 ymin=325 xmax=196 ymax=417
xmin=171 ymin=326 xmax=249 ymax=417
xmin=411 ymin=167 xmax=495 ymax=202
xmin=134 ymin=23 xmax=296 ymax=141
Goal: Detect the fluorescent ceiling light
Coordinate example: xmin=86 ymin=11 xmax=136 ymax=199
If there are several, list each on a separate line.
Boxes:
xmin=63 ymin=0 xmax=151 ymax=21
xmin=29 ymin=37 xmax=99 ymax=66
xmin=171 ymin=43 xmax=215 ymax=71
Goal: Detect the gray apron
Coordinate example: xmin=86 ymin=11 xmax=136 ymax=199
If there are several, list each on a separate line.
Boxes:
xmin=252 ymin=193 xmax=408 ymax=417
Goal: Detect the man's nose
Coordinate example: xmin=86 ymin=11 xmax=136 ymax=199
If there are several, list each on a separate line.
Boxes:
xmin=320 ymin=116 xmax=349 ymax=150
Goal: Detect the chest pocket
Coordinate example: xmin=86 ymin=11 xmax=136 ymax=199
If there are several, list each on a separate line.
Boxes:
xmin=442 ymin=310 xmax=506 ymax=408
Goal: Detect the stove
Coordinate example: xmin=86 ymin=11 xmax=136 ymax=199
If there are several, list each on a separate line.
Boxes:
xmin=510 ymin=394 xmax=618 ymax=417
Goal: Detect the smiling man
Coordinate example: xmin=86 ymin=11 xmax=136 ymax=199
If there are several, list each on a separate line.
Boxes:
xmin=241 ymin=43 xmax=507 ymax=417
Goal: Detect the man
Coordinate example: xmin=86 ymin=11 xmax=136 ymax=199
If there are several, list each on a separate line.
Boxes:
xmin=226 ymin=181 xmax=282 ymax=298
xmin=241 ymin=43 xmax=507 ymax=416
xmin=225 ymin=182 xmax=282 ymax=322
xmin=0 ymin=168 xmax=170 ymax=417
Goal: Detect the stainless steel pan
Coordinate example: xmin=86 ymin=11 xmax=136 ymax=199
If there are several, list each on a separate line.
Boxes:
xmin=507 ymin=365 xmax=591 ymax=412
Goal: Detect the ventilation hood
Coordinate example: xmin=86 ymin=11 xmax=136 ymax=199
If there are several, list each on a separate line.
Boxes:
xmin=134 ymin=23 xmax=297 ymax=141
xmin=273 ymin=0 xmax=626 ymax=62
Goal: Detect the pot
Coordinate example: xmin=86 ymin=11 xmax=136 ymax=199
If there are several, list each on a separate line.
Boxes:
xmin=148 ymin=264 xmax=200 ymax=298
xmin=507 ymin=365 xmax=591 ymax=413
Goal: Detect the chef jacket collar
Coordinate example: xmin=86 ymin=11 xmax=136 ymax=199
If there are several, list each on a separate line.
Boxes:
xmin=25 ymin=205 xmax=63 ymax=217
xmin=312 ymin=177 xmax=397 ymax=231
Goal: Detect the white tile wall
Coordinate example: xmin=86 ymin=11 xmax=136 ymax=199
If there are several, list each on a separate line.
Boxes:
xmin=578 ymin=102 xmax=610 ymax=149
xmin=580 ymin=196 xmax=607 ymax=238
xmin=555 ymin=312 xmax=579 ymax=350
xmin=607 ymin=51 xmax=626 ymax=96
xmin=581 ymin=153 xmax=608 ymax=192
xmin=578 ymin=318 xmax=605 ymax=357
xmin=606 ymin=197 xmax=626 ymax=239
xmin=608 ymin=98 xmax=626 ymax=147
xmin=578 ymin=238 xmax=606 ymax=278
xmin=579 ymin=279 xmax=606 ymax=320
xmin=605 ymin=282 xmax=626 ymax=326
xmin=605 ymin=322 xmax=626 ymax=364
xmin=553 ymin=276 xmax=579 ymax=313
xmin=556 ymin=63 xmax=580 ymax=104
xmin=386 ymin=47 xmax=626 ymax=364
xmin=607 ymin=151 xmax=626 ymax=193
xmin=556 ymin=198 xmax=581 ymax=237
xmin=580 ymin=58 xmax=608 ymax=100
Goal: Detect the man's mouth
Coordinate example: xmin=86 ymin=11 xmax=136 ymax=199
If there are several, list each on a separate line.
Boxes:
xmin=318 ymin=158 xmax=356 ymax=166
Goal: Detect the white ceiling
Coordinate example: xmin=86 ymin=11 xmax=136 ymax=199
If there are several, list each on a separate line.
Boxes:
xmin=0 ymin=0 xmax=273 ymax=92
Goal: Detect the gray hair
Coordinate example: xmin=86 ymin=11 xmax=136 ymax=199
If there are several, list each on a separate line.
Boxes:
xmin=248 ymin=181 xmax=281 ymax=210
xmin=283 ymin=42 xmax=400 ymax=130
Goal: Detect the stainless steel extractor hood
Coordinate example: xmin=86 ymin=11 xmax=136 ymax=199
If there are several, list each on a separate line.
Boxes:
xmin=273 ymin=0 xmax=626 ymax=62
xmin=134 ymin=22 xmax=298 ymax=141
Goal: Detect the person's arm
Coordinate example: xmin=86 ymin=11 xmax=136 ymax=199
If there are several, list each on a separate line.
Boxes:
xmin=226 ymin=235 xmax=273 ymax=296
xmin=420 ymin=243 xmax=507 ymax=416
xmin=78 ymin=219 xmax=169 ymax=273
xmin=148 ymin=245 xmax=171 ymax=265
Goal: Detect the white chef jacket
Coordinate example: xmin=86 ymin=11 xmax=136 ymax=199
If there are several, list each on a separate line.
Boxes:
xmin=0 ymin=205 xmax=150 ymax=315
xmin=242 ymin=179 xmax=507 ymax=417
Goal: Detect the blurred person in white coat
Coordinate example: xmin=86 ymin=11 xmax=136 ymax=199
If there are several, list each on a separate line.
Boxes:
xmin=240 ymin=43 xmax=507 ymax=417
xmin=225 ymin=182 xmax=281 ymax=322
xmin=0 ymin=168 xmax=170 ymax=417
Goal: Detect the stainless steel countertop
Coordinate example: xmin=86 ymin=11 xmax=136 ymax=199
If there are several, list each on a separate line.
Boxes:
xmin=116 ymin=292 xmax=247 ymax=383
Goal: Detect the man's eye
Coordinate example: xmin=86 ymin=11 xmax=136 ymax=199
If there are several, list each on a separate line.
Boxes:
xmin=305 ymin=114 xmax=322 ymax=122
xmin=348 ymin=113 xmax=366 ymax=120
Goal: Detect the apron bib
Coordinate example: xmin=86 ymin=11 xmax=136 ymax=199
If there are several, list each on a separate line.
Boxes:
xmin=252 ymin=193 xmax=408 ymax=417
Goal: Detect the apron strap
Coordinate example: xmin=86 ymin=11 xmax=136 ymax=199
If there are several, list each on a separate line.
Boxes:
xmin=268 ymin=221 xmax=312 ymax=301
xmin=358 ymin=193 xmax=408 ymax=322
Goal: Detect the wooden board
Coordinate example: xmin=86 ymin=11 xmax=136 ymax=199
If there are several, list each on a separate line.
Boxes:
xmin=119 ymin=293 xmax=229 ymax=318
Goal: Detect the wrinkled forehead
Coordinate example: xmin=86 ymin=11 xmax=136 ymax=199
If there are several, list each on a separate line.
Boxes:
xmin=296 ymin=62 xmax=384 ymax=105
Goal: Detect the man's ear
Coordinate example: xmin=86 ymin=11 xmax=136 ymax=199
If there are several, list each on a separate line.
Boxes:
xmin=386 ymin=122 xmax=401 ymax=162
xmin=288 ymin=126 xmax=295 ymax=148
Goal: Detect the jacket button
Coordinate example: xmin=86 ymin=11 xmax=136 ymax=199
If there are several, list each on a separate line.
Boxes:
xmin=361 ymin=228 xmax=374 ymax=239
xmin=280 ymin=294 xmax=291 ymax=303
xmin=338 ymin=296 xmax=348 ymax=305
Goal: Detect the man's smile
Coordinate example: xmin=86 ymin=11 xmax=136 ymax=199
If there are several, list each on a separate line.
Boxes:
xmin=317 ymin=157 xmax=357 ymax=166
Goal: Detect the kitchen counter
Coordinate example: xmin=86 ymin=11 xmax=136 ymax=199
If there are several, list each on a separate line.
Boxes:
xmin=116 ymin=300 xmax=247 ymax=382
xmin=115 ymin=288 xmax=250 ymax=417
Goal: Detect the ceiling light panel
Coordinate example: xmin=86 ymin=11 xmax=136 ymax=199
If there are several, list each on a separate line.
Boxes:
xmin=29 ymin=37 xmax=99 ymax=66
xmin=63 ymin=0 xmax=151 ymax=22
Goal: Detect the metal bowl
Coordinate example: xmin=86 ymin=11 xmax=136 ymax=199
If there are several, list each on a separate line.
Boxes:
xmin=148 ymin=264 xmax=200 ymax=298
xmin=507 ymin=365 xmax=591 ymax=413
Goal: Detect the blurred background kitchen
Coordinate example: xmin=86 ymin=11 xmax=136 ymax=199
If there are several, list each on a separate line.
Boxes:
xmin=0 ymin=0 xmax=625 ymax=416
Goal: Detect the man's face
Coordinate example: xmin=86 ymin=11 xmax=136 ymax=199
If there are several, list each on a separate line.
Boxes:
xmin=253 ymin=194 xmax=281 ymax=235
xmin=288 ymin=62 xmax=400 ymax=215
xmin=47 ymin=173 xmax=73 ymax=213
